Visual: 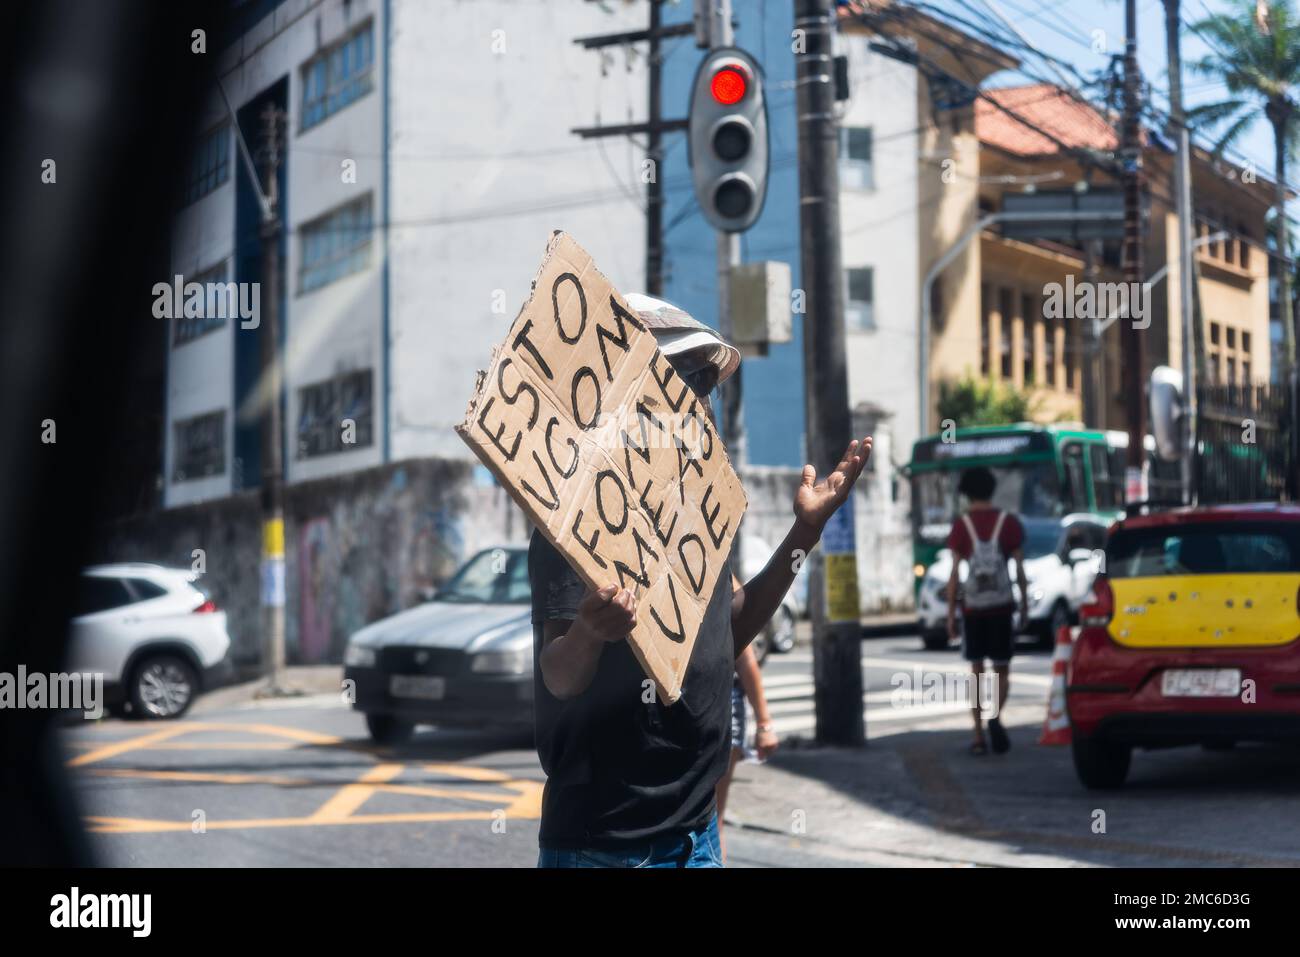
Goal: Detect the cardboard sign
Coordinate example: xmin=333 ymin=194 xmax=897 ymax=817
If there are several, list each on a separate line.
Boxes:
xmin=455 ymin=232 xmax=747 ymax=703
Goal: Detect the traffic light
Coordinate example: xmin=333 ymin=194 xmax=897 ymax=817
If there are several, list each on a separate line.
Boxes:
xmin=688 ymin=47 xmax=769 ymax=233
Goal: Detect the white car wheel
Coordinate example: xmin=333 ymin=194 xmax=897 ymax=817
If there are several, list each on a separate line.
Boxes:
xmin=130 ymin=654 xmax=197 ymax=719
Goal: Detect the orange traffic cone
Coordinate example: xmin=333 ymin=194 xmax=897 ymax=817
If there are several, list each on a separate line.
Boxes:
xmin=1037 ymin=624 xmax=1077 ymax=745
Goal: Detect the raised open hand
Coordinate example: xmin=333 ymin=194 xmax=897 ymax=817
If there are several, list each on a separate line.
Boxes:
xmin=792 ymin=436 xmax=873 ymax=532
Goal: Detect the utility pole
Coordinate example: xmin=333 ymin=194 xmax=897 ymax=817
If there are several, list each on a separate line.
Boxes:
xmin=1163 ymin=0 xmax=1198 ymax=504
xmin=647 ymin=0 xmax=665 ymax=296
xmin=794 ymin=0 xmax=863 ymax=745
xmin=1120 ymin=0 xmax=1148 ymax=505
xmin=257 ymin=102 xmax=289 ymax=695
xmin=572 ymin=2 xmax=693 ymax=294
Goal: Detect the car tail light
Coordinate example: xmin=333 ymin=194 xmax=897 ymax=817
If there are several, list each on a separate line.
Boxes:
xmin=1079 ymin=575 xmax=1113 ymax=627
xmin=193 ymin=599 xmax=218 ymax=614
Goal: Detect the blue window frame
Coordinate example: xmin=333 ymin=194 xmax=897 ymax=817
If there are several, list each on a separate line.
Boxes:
xmin=173 ymin=410 xmax=226 ymax=482
xmin=182 ymin=124 xmax=230 ymax=205
xmin=173 ymin=260 xmax=231 ymax=346
xmin=301 ymin=23 xmax=375 ymax=131
xmin=296 ymin=369 xmax=374 ymax=458
xmin=299 ymin=194 xmax=373 ymax=293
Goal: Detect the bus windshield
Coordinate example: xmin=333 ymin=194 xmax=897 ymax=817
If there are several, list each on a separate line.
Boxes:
xmin=913 ymin=463 xmax=1062 ymax=543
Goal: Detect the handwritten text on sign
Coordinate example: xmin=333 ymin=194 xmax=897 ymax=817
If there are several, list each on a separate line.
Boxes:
xmin=455 ymin=232 xmax=746 ymax=703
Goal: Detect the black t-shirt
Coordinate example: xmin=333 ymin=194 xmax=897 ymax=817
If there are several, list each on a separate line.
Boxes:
xmin=528 ymin=528 xmax=735 ymax=849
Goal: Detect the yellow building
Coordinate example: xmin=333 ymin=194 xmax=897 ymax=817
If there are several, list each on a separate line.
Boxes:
xmin=972 ymin=84 xmax=1275 ymax=431
xmin=839 ymin=1 xmax=1277 ymax=436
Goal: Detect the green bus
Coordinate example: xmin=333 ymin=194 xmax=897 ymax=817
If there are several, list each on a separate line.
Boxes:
xmin=905 ymin=423 xmax=1180 ymax=597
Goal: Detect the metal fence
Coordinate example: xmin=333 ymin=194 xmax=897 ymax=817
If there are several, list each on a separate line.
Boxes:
xmin=1195 ymin=381 xmax=1293 ymax=504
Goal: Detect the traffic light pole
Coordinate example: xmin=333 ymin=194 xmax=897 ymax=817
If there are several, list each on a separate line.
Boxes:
xmin=794 ymin=0 xmax=864 ymax=746
xmin=648 ymin=0 xmax=665 ymax=296
xmin=708 ymin=0 xmax=746 ymax=465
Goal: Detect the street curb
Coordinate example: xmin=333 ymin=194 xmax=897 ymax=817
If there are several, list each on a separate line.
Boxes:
xmin=193 ymin=665 xmax=344 ymax=715
xmin=860 ymin=618 xmax=917 ymax=639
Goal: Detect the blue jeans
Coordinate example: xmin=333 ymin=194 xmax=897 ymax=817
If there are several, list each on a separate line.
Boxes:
xmin=537 ymin=813 xmax=723 ymax=868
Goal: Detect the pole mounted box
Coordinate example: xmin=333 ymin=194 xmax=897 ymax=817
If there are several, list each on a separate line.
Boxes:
xmin=688 ymin=46 xmax=769 ymax=233
xmin=730 ymin=260 xmax=792 ymax=354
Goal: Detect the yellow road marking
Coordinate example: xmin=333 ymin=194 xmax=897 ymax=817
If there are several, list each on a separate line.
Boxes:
xmin=68 ymin=724 xmax=194 ymax=768
xmin=107 ymin=741 xmax=299 ymax=751
xmin=87 ymin=811 xmax=511 ymax=834
xmin=89 ymin=768 xmax=306 ymax=786
xmin=308 ymin=763 xmax=405 ymax=822
xmin=424 ymin=762 xmax=512 ymax=783
xmin=66 ymin=721 xmax=341 ymax=768
xmin=373 ymin=782 xmax=529 ymax=804
xmin=70 ymin=720 xmax=543 ymax=833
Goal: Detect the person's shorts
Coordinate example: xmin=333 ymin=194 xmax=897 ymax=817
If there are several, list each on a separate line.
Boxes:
xmin=729 ymin=680 xmax=745 ymax=750
xmin=962 ymin=614 xmax=1014 ymax=666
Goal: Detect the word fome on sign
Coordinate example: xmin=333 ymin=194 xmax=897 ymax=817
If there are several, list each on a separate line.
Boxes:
xmin=456 ymin=231 xmax=746 ymax=704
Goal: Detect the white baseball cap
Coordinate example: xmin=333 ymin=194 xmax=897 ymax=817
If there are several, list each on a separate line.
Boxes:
xmin=622 ymin=293 xmax=741 ymax=385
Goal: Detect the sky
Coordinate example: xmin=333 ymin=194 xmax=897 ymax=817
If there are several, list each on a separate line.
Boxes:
xmin=923 ymin=0 xmax=1280 ymax=180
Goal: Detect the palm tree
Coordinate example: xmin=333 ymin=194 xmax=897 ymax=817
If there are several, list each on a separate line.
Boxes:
xmin=1188 ymin=0 xmax=1300 ymax=376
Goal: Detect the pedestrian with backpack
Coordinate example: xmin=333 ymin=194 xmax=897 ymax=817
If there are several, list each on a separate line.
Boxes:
xmin=944 ymin=467 xmax=1027 ymax=756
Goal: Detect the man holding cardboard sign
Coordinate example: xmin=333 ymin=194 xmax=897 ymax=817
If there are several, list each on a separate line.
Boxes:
xmin=456 ymin=233 xmax=871 ymax=867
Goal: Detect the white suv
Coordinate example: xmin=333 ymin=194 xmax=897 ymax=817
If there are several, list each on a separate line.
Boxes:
xmin=69 ymin=564 xmax=234 ymax=718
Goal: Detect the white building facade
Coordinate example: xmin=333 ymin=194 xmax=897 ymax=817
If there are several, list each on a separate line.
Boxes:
xmin=163 ymin=0 xmax=649 ymax=509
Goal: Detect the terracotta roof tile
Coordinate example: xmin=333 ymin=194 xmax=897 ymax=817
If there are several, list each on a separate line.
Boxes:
xmin=976 ymin=83 xmax=1118 ymax=156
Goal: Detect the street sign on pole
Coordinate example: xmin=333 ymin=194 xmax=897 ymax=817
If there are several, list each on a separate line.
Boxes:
xmin=1001 ymin=189 xmax=1127 ymax=243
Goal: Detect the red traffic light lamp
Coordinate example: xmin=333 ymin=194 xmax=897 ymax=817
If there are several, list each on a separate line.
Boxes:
xmin=710 ymin=66 xmax=748 ymax=105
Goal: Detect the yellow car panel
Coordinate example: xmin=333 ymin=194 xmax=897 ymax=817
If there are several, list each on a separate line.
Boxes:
xmin=1108 ymin=573 xmax=1300 ymax=648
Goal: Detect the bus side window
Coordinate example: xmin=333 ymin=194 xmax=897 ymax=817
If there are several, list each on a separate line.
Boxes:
xmin=1062 ymin=442 xmax=1088 ymax=513
xmin=1089 ymin=444 xmax=1121 ymax=510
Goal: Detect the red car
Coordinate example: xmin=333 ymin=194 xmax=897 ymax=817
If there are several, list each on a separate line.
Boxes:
xmin=1067 ymin=503 xmax=1300 ymax=788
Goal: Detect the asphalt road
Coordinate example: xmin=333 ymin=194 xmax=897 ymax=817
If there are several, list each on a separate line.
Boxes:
xmin=60 ymin=632 xmax=1300 ymax=867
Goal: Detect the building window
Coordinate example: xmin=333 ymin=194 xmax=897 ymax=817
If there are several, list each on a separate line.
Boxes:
xmin=1226 ymin=356 xmax=1236 ymax=384
xmin=299 ymin=194 xmax=373 ymax=293
xmin=301 ymin=22 xmax=375 ymax=131
xmin=1243 ymin=331 xmax=1252 ymax=353
xmin=173 ymin=260 xmax=231 ymax=347
xmin=182 ymin=124 xmax=230 ymax=206
xmin=1208 ymin=349 xmax=1220 ymax=382
xmin=845 ymin=267 xmax=874 ymax=330
xmin=840 ymin=126 xmax=874 ymax=190
xmin=1243 ymin=360 xmax=1251 ymax=383
xmin=1210 ymin=322 xmax=1220 ymax=346
xmin=998 ymin=288 xmax=1013 ymax=380
xmin=297 ymin=369 xmax=374 ymax=458
xmin=173 ymin=410 xmax=225 ymax=482
xmin=1226 ymin=326 xmax=1236 ymax=349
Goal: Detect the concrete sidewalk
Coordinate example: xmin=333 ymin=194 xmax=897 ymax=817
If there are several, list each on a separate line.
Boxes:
xmin=722 ymin=710 xmax=1300 ymax=868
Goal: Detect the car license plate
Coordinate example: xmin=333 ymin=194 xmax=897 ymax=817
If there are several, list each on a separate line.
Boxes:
xmin=389 ymin=675 xmax=446 ymax=700
xmin=1160 ymin=668 xmax=1241 ymax=698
